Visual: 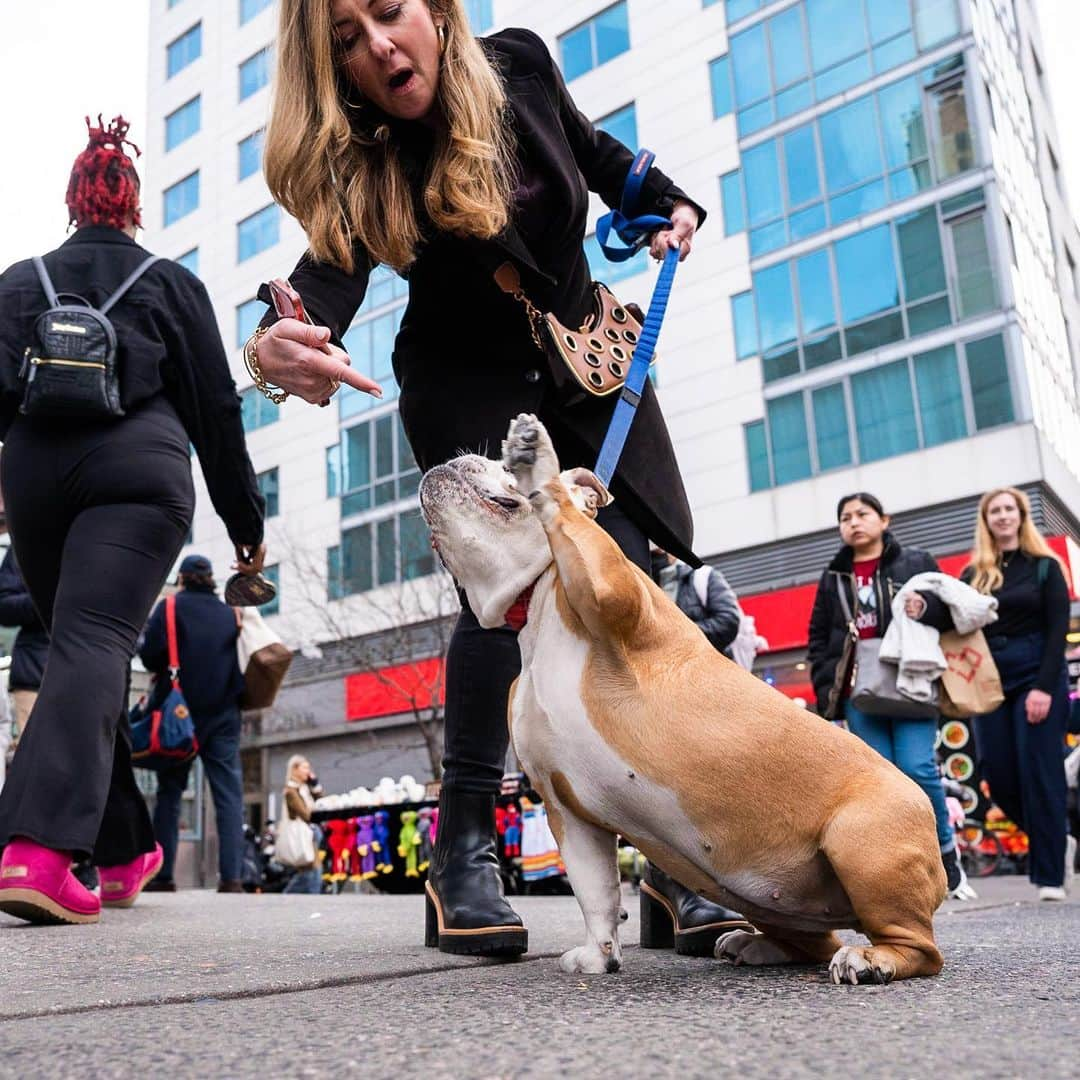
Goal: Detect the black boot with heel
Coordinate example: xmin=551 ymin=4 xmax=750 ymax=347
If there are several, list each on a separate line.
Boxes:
xmin=639 ymin=863 xmax=752 ymax=957
xmin=424 ymin=789 xmax=527 ymax=957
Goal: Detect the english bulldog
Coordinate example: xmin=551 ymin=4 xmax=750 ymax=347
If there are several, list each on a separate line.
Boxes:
xmin=419 ymin=414 xmax=945 ymax=985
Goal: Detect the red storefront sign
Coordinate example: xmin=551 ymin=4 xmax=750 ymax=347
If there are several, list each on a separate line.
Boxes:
xmin=345 ymin=657 xmax=446 ymax=722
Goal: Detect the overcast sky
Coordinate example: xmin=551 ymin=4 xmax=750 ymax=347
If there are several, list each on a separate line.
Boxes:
xmin=0 ymin=0 xmax=1077 ymax=269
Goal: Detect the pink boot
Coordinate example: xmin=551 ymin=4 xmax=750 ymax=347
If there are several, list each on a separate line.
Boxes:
xmin=0 ymin=838 xmax=101 ymax=925
xmin=98 ymin=843 xmax=165 ymax=908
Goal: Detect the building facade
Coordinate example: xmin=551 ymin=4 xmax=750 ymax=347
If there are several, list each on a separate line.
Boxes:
xmin=142 ymin=0 xmax=1080 ymax=826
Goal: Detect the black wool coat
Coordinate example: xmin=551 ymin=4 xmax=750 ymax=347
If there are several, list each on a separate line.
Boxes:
xmin=259 ymin=28 xmax=704 ymax=564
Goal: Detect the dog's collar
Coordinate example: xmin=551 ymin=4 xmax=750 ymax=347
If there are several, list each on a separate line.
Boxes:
xmin=504 ymin=583 xmax=536 ymax=632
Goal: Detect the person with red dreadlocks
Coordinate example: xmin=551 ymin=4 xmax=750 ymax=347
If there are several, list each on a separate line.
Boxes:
xmin=0 ymin=117 xmax=266 ymax=926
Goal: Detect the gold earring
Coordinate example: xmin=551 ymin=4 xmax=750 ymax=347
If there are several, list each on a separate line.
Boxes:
xmin=437 ymin=23 xmax=447 ymax=54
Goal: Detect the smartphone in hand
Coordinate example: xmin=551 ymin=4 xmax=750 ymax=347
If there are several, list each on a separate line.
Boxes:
xmin=268 ymin=278 xmax=309 ymax=323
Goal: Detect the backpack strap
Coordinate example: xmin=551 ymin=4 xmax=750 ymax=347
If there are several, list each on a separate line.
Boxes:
xmin=166 ymin=594 xmax=181 ymax=688
xmin=31 ymin=256 xmax=61 ymax=308
xmin=835 ymin=573 xmax=856 ymax=627
xmin=99 ymin=255 xmax=163 ymax=315
xmin=1037 ymin=556 xmax=1049 ymax=587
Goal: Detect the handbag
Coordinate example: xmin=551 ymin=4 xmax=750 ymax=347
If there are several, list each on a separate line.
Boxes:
xmin=275 ymin=784 xmax=316 ymax=868
xmin=131 ymin=594 xmax=199 ymax=770
xmin=835 ymin=577 xmax=939 ymax=719
xmin=235 ymin=606 xmax=292 ymax=710
xmin=938 ymin=629 xmax=1005 ymax=718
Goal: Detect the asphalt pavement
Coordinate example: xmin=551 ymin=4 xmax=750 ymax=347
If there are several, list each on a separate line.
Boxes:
xmin=1 ymin=876 xmax=1075 ymax=1078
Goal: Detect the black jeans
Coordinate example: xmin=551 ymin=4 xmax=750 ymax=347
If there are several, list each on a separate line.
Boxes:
xmin=0 ymin=397 xmax=194 ymax=865
xmin=976 ymin=633 xmax=1069 ymax=888
xmin=441 ymin=501 xmax=649 ymax=794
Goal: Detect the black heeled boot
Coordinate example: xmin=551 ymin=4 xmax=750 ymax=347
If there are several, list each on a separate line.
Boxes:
xmin=639 ymin=862 xmax=752 ymax=957
xmin=424 ymin=789 xmax=527 ymax=957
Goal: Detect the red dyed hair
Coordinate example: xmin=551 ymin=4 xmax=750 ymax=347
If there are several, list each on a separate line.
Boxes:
xmin=65 ymin=115 xmax=142 ymax=231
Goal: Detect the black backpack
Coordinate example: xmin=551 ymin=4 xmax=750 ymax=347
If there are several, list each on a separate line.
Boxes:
xmin=19 ymin=253 xmax=161 ymax=419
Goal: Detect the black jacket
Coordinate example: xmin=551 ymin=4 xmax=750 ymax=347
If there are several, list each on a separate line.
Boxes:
xmin=257 ymin=28 xmax=703 ymax=564
xmin=138 ymin=586 xmax=245 ymax=720
xmin=0 ymin=548 xmax=48 ymax=691
xmin=671 ymin=564 xmax=741 ymax=654
xmin=0 ymin=227 xmax=264 ymax=546
xmin=807 ymin=532 xmax=952 ymax=716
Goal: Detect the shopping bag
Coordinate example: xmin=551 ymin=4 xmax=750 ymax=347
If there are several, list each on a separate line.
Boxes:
xmin=939 ymin=629 xmax=1004 ymax=718
xmin=275 ymin=813 xmax=316 ymax=868
xmin=235 ymin=606 xmax=292 ymax=710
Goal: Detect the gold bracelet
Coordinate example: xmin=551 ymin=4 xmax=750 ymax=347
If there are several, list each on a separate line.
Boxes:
xmin=243 ymin=326 xmax=290 ymax=405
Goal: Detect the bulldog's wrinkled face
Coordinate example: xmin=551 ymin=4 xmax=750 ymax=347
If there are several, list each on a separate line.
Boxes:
xmin=419 ymin=452 xmax=605 ymax=629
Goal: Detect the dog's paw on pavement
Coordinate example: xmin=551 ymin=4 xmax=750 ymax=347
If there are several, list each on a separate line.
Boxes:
xmin=558 ymin=942 xmax=622 ymax=975
xmin=715 ymin=929 xmax=795 ymax=966
xmin=828 ymin=944 xmax=895 ymax=986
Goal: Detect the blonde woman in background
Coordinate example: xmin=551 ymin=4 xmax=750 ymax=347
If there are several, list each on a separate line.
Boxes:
xmin=282 ymin=755 xmax=324 ymax=894
xmin=963 ymin=488 xmax=1074 ymax=900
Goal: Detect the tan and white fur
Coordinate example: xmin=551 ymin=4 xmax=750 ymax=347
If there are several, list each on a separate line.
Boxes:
xmin=419 ymin=415 xmax=946 ymax=985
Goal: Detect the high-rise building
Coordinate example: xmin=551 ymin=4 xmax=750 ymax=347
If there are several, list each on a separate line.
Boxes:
xmin=143 ymin=0 xmax=1080 ymax=807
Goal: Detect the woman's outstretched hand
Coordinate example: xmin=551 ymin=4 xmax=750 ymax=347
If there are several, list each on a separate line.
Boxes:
xmin=257 ymin=319 xmax=383 ymax=405
xmin=650 ymin=199 xmax=699 ymax=264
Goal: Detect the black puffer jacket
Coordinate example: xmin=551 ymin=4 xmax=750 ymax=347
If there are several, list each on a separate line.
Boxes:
xmin=807 ymin=532 xmax=952 ymax=716
xmin=0 ymin=548 xmax=48 ymax=691
xmin=671 ymin=564 xmax=741 ymax=654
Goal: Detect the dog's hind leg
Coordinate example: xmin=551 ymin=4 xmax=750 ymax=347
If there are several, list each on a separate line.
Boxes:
xmin=821 ymin=805 xmax=946 ymax=985
xmin=541 ymin=793 xmax=624 ymax=975
xmin=716 ymin=924 xmax=842 ymax=967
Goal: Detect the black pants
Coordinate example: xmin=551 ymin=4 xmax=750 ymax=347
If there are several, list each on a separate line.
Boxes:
xmin=975 ymin=634 xmax=1069 ymax=888
xmin=441 ymin=501 xmax=649 ymax=794
xmin=0 ymin=397 xmax=194 ymax=865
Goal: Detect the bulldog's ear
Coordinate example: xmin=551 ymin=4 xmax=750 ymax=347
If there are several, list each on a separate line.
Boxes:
xmin=562 ymin=467 xmax=613 ymax=518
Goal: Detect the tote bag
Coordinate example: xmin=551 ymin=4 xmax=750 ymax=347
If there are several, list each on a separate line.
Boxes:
xmin=275 ymin=790 xmax=316 ymax=868
xmin=938 ymin=629 xmax=1005 ymax=718
xmin=235 ymin=606 xmax=292 ymax=710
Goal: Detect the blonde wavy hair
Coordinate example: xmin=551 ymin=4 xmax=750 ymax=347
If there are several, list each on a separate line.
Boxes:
xmin=265 ymin=0 xmax=515 ymax=273
xmin=966 ymin=487 xmax=1064 ymax=594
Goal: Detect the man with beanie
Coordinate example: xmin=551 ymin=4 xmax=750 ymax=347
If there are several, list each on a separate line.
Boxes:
xmin=138 ymin=555 xmax=246 ymax=892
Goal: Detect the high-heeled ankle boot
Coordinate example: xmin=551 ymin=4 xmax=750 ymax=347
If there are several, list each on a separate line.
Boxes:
xmin=639 ymin=862 xmax=752 ymax=956
xmin=424 ymin=789 xmax=527 ymax=957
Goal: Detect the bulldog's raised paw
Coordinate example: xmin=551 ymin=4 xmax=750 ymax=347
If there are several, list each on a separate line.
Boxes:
xmin=559 ymin=942 xmax=621 ymax=975
xmin=715 ymin=929 xmax=796 ymax=967
xmin=503 ymin=414 xmax=559 ymax=496
xmin=828 ymin=945 xmax=895 ymax=986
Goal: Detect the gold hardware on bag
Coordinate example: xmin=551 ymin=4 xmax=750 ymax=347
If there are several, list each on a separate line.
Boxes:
xmin=30 ymin=357 xmax=105 ymax=369
xmin=494 ymin=262 xmax=655 ymax=398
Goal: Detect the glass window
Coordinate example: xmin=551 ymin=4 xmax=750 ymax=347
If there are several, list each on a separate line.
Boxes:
xmin=596 ymin=103 xmax=637 ymax=150
xmin=914 ymin=345 xmax=966 ymax=446
xmin=732 ymin=292 xmax=758 ymax=359
xmin=327 ymin=544 xmax=343 ymax=601
xmin=326 ymin=444 xmax=341 ymax=498
xmin=720 ymin=171 xmax=745 ymax=235
xmin=965 ymin=334 xmax=1014 ymax=428
xmin=726 ymin=0 xmax=760 ymax=20
xmin=769 ymin=5 xmax=808 ymax=89
xmin=163 ymin=171 xmax=199 ymax=226
xmin=877 ymin=76 xmax=927 ymax=171
xmin=401 ymin=509 xmax=435 ymax=580
xmin=376 ymin=518 xmax=397 ymax=586
xmin=237 ymin=204 xmax=280 ymax=262
xmin=820 ymin=96 xmax=881 ymax=194
xmin=852 ymin=359 xmax=919 ymax=462
xmin=584 ymin=233 xmax=648 ymax=284
xmin=812 ymin=383 xmax=852 ymax=470
xmin=240 ymin=0 xmax=273 ymax=23
xmin=931 ymin=81 xmax=975 ymax=178
xmin=558 ymin=2 xmax=629 ymax=80
xmin=834 ymin=224 xmax=899 ymax=324
xmin=914 ymin=0 xmax=960 ymax=49
xmin=806 ymin=0 xmax=865 ymax=74
xmin=753 ymin=262 xmax=797 ymax=355
xmin=165 ymin=96 xmax=200 ymax=151
xmin=236 ymin=298 xmax=264 ymax=347
xmin=951 ymin=214 xmax=996 ymax=318
xmin=743 ymin=141 xmax=782 ymax=227
xmin=710 ymin=55 xmax=732 ymax=118
xmin=240 ymin=387 xmax=279 ymax=431
xmin=257 ymin=468 xmax=279 ymax=518
xmin=167 ymin=23 xmax=201 ymax=78
xmin=342 ymin=523 xmax=374 ymax=595
xmin=796 ymin=250 xmax=835 ymax=334
xmin=464 ymin=0 xmax=494 ymax=32
xmin=783 ymin=124 xmax=820 ymax=208
xmin=175 ymin=248 xmax=198 ymax=275
xmin=239 ymin=47 xmax=271 ymax=101
xmin=731 ymin=24 xmax=769 ymax=108
xmin=869 ymin=3 xmax=912 ymax=43
xmin=767 ymin=393 xmax=812 ymax=484
xmin=261 ymin=564 xmax=280 ymax=616
xmin=238 ymin=129 xmax=264 ymax=181
xmin=745 ymin=420 xmax=771 ymax=491
xmin=896 ymin=207 xmax=946 ymax=302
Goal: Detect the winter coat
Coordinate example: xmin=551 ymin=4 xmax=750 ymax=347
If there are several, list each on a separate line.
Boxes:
xmin=806 ymin=532 xmax=952 ymax=716
xmin=671 ymin=564 xmax=741 ymax=654
xmin=0 ymin=548 xmax=48 ymax=691
xmin=256 ymin=28 xmax=705 ymax=565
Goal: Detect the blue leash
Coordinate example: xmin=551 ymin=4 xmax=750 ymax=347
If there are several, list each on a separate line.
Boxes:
xmin=593 ymin=149 xmax=680 ymax=488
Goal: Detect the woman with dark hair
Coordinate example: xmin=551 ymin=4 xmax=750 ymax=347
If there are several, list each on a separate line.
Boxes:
xmin=239 ymin=0 xmax=747 ymax=958
xmin=0 ymin=117 xmax=265 ymax=925
xmin=807 ymin=493 xmax=962 ymax=892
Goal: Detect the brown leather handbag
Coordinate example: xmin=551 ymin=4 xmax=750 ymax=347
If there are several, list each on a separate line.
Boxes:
xmin=495 ymin=262 xmax=654 ymax=405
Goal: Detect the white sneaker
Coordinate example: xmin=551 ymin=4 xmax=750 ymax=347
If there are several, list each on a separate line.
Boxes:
xmin=948 ymin=864 xmax=978 ymax=901
xmin=1038 ymin=886 xmax=1067 ymax=902
xmin=1065 ymin=835 xmax=1077 ymax=893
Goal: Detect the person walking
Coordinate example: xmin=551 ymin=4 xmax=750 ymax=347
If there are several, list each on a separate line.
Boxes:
xmin=962 ymin=488 xmax=1073 ymax=901
xmin=241 ymin=1 xmax=743 ymax=957
xmin=807 ymin=493 xmax=963 ymax=892
xmin=281 ymin=755 xmax=325 ymax=895
xmin=139 ymin=556 xmax=250 ymax=894
xmin=0 ymin=548 xmax=49 ymax=745
xmin=0 ymin=116 xmax=265 ymax=926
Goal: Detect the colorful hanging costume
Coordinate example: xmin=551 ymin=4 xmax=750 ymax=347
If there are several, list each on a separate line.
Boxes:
xmin=503 ymin=803 xmax=522 ymax=858
xmin=373 ymin=810 xmax=393 ymax=874
xmin=417 ymin=807 xmax=435 ymax=872
xmin=398 ymin=810 xmax=421 ymax=878
xmin=355 ymin=815 xmax=378 ymax=879
xmin=520 ymin=798 xmax=564 ymax=881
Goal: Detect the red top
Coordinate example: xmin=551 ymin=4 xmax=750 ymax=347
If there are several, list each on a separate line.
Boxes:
xmin=852 ymin=558 xmax=881 ymax=640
